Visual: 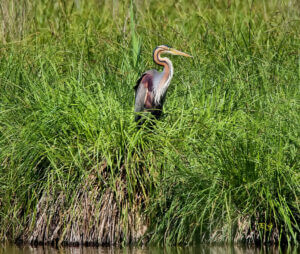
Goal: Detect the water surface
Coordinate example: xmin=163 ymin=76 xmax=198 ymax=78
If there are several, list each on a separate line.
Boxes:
xmin=0 ymin=244 xmax=297 ymax=254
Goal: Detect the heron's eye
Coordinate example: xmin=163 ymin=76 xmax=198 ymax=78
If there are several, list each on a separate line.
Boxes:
xmin=163 ymin=44 xmax=171 ymax=49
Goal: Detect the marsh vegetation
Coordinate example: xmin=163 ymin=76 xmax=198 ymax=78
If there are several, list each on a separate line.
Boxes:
xmin=0 ymin=0 xmax=299 ymax=246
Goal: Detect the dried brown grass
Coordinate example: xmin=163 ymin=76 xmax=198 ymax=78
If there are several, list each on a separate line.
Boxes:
xmin=0 ymin=0 xmax=32 ymax=43
xmin=20 ymin=166 xmax=148 ymax=246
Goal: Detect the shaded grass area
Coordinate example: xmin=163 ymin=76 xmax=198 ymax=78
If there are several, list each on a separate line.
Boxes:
xmin=0 ymin=0 xmax=299 ymax=246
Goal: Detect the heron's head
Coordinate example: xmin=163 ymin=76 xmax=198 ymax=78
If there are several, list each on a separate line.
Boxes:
xmin=155 ymin=45 xmax=192 ymax=58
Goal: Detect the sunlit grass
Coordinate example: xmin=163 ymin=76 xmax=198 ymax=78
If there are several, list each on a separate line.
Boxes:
xmin=0 ymin=0 xmax=299 ymax=246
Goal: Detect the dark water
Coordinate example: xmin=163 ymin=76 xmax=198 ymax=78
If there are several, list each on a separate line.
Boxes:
xmin=0 ymin=244 xmax=298 ymax=254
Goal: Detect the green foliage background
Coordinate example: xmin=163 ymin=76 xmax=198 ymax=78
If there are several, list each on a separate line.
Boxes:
xmin=0 ymin=0 xmax=299 ymax=245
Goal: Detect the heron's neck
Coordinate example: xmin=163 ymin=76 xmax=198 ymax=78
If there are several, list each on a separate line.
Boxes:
xmin=154 ymin=56 xmax=174 ymax=104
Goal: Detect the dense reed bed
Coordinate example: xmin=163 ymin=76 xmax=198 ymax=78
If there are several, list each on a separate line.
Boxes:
xmin=0 ymin=0 xmax=299 ymax=246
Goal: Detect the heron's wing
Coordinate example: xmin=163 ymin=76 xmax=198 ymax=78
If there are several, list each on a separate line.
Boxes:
xmin=134 ymin=73 xmax=146 ymax=91
xmin=134 ymin=70 xmax=156 ymax=91
xmin=134 ymin=71 xmax=155 ymax=112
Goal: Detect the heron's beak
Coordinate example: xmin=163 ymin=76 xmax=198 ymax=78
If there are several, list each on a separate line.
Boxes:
xmin=169 ymin=48 xmax=193 ymax=57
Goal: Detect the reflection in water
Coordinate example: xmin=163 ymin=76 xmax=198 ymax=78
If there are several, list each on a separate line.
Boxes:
xmin=0 ymin=244 xmax=298 ymax=254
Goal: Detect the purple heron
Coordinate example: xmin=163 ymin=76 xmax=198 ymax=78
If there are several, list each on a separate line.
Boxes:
xmin=134 ymin=45 xmax=192 ymax=124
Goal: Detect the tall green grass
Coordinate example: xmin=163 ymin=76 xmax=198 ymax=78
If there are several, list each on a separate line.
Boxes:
xmin=0 ymin=0 xmax=299 ymax=246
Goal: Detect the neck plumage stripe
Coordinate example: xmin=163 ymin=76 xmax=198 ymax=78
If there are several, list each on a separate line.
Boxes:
xmin=153 ymin=50 xmax=174 ymax=105
xmin=153 ymin=48 xmax=166 ymax=66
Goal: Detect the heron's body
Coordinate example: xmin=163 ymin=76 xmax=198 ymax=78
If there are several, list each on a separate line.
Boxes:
xmin=134 ymin=45 xmax=191 ymax=124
